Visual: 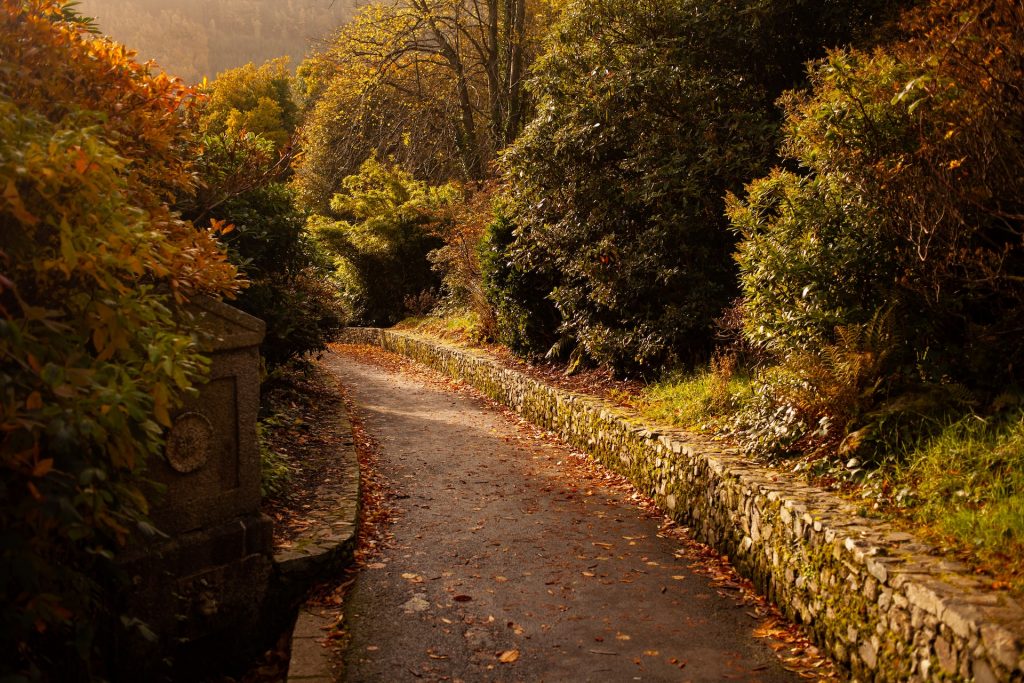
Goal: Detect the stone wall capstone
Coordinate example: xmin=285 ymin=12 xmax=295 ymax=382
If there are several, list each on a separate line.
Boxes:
xmin=340 ymin=327 xmax=1024 ymax=682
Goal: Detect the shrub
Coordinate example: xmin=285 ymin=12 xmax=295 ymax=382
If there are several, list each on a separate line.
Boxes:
xmin=183 ymin=131 xmax=345 ymax=370
xmin=425 ymin=183 xmax=498 ymax=337
xmin=0 ymin=3 xmax=239 ymax=677
xmin=479 ymin=207 xmax=561 ymax=358
xmin=310 ymin=158 xmax=448 ymax=326
xmin=731 ymin=0 xmax=1024 ymax=455
xmin=497 ymin=0 xmax=905 ymax=376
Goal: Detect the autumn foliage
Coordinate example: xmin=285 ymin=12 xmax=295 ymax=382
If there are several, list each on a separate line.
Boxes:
xmin=730 ymin=0 xmax=1024 ymax=458
xmin=0 ymin=2 xmax=239 ymax=677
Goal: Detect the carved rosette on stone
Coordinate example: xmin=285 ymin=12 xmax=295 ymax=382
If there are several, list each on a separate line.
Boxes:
xmin=165 ymin=412 xmax=214 ymax=474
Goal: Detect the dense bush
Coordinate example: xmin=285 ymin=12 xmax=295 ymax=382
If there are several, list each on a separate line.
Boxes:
xmin=730 ymin=0 xmax=1024 ymax=456
xmin=0 ymin=2 xmax=239 ymax=678
xmin=185 ymin=131 xmax=344 ymax=369
xmin=494 ymin=0 xmax=906 ymax=376
xmin=310 ymin=158 xmax=448 ymax=326
xmin=479 ymin=208 xmax=561 ymax=357
xmin=425 ymin=184 xmax=499 ymax=337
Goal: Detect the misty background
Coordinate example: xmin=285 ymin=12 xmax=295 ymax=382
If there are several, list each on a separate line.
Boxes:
xmin=76 ymin=0 xmax=361 ymax=83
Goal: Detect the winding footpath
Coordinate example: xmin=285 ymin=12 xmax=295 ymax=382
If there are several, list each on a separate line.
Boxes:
xmin=321 ymin=346 xmax=807 ymax=682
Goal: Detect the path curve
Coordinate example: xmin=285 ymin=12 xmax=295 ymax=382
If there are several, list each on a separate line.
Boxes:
xmin=323 ymin=347 xmax=802 ymax=683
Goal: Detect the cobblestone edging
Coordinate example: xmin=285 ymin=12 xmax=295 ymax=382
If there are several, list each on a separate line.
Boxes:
xmin=340 ymin=327 xmax=1024 ymax=682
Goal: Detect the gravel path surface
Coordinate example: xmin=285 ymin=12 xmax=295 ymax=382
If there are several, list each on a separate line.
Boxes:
xmin=322 ymin=348 xmax=801 ymax=683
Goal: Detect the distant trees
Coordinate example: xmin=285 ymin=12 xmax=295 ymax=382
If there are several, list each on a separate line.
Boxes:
xmin=76 ymin=0 xmax=358 ymax=84
xmin=200 ymin=57 xmax=299 ymax=149
xmin=294 ymin=0 xmax=558 ymax=211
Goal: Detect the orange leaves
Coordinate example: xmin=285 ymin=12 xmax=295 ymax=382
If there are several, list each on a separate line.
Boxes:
xmin=208 ymin=218 xmax=236 ymax=236
xmin=31 ymin=458 xmax=53 ymax=478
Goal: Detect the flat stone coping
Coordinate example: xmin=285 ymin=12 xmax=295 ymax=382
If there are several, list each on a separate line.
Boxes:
xmin=272 ymin=386 xmax=360 ymax=682
xmin=340 ymin=327 xmax=1024 ymax=683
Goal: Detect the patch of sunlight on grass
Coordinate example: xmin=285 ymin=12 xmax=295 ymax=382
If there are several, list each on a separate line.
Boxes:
xmin=635 ymin=367 xmax=753 ymax=430
xmin=894 ymin=411 xmax=1024 ymax=589
xmin=395 ymin=309 xmax=484 ymax=344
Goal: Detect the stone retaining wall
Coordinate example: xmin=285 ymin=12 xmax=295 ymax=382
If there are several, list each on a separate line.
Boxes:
xmin=340 ymin=328 xmax=1024 ymax=682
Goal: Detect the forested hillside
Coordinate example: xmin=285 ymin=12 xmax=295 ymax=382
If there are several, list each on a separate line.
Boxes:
xmin=76 ymin=0 xmax=359 ymax=82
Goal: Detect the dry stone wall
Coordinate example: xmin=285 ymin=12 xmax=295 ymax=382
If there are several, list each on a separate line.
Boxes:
xmin=341 ymin=328 xmax=1024 ymax=682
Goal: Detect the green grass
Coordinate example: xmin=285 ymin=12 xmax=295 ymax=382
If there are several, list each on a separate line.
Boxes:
xmin=635 ymin=367 xmax=753 ymax=430
xmin=396 ymin=309 xmax=486 ymax=344
xmin=888 ymin=411 xmax=1024 ymax=587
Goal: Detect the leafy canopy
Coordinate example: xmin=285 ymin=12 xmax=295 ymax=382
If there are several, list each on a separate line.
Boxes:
xmin=200 ymin=57 xmax=299 ymax=150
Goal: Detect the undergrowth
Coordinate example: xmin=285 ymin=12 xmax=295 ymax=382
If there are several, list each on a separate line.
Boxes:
xmin=396 ymin=309 xmax=487 ymax=345
xmin=257 ymin=418 xmax=295 ymax=499
xmin=886 ymin=412 xmax=1024 ymax=590
xmin=635 ymin=357 xmax=753 ymax=431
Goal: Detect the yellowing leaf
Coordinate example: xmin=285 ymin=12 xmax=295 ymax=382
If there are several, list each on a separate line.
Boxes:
xmin=498 ymin=649 xmax=520 ymax=663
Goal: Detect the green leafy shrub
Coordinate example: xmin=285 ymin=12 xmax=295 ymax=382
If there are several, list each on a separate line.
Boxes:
xmin=479 ymin=208 xmax=560 ymax=357
xmin=310 ymin=158 xmax=448 ymax=326
xmin=497 ymin=0 xmax=905 ymax=376
xmin=185 ymin=131 xmax=345 ymax=370
xmin=731 ymin=0 xmax=1024 ymax=456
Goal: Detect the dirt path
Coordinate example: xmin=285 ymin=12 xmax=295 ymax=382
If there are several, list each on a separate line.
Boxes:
xmin=322 ymin=347 xmax=806 ymax=683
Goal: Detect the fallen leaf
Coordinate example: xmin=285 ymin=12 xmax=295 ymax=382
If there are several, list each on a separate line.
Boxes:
xmin=453 ymin=594 xmax=473 ymax=602
xmin=498 ymin=649 xmax=520 ymax=663
xmin=615 ymin=633 xmax=631 ymax=641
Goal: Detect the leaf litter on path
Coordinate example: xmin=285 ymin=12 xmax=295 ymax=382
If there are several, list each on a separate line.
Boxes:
xmin=328 ymin=344 xmax=839 ymax=680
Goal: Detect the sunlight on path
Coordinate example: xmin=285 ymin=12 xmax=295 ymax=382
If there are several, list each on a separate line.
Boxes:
xmin=323 ymin=349 xmax=802 ymax=682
